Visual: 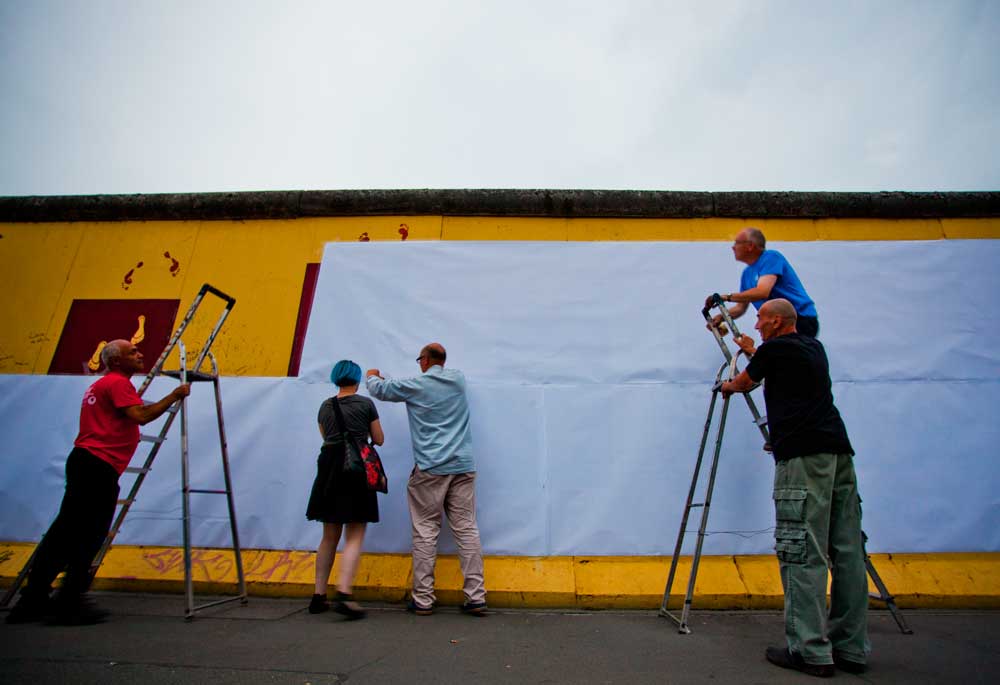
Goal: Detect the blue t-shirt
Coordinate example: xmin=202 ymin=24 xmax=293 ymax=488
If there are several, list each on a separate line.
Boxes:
xmin=740 ymin=249 xmax=818 ymax=317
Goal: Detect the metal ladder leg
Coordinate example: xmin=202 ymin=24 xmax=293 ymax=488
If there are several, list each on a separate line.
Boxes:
xmin=179 ymin=342 xmax=195 ymax=619
xmin=210 ymin=355 xmax=247 ymax=604
xmin=661 ymin=363 xmax=732 ymax=633
xmin=177 ymin=349 xmax=247 ymax=618
xmin=863 ymin=533 xmax=913 ymax=634
xmin=660 ymin=383 xmax=719 ymax=623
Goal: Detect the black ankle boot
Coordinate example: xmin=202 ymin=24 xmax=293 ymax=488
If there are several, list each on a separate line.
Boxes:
xmin=308 ymin=594 xmax=329 ymax=614
xmin=333 ymin=592 xmax=365 ymax=620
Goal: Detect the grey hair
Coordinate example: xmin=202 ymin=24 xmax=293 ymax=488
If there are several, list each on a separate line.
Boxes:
xmin=100 ymin=341 xmax=124 ymax=368
xmin=745 ymin=227 xmax=766 ymax=249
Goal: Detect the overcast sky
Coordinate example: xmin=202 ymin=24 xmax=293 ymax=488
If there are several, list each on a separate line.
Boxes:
xmin=1 ymin=0 xmax=997 ymax=196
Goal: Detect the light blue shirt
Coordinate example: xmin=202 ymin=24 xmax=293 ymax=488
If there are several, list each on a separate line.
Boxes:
xmin=366 ymin=365 xmax=475 ymax=475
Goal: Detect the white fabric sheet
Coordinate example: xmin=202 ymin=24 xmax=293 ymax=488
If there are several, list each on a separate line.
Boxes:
xmin=1 ymin=240 xmax=998 ymax=555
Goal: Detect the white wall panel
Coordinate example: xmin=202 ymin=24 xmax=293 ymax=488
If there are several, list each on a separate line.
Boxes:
xmin=2 ymin=240 xmax=997 ymax=554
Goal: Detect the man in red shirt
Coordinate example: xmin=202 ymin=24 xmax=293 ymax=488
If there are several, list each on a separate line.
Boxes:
xmin=6 ymin=339 xmax=190 ymax=625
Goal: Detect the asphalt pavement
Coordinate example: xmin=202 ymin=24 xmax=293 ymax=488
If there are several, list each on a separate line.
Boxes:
xmin=1 ymin=592 xmax=998 ymax=684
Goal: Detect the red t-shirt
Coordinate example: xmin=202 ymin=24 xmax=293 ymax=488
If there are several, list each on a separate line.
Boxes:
xmin=74 ymin=371 xmax=143 ymax=475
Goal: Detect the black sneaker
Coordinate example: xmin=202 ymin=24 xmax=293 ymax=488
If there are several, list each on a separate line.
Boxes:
xmin=765 ymin=646 xmax=834 ymax=678
xmin=834 ymin=654 xmax=868 ymax=673
xmin=308 ymin=594 xmax=330 ymax=614
xmin=46 ymin=595 xmax=109 ymax=626
xmin=406 ymin=599 xmax=434 ymax=616
xmin=460 ymin=601 xmax=488 ymax=616
xmin=5 ymin=595 xmax=50 ymax=624
xmin=332 ymin=592 xmax=366 ymax=620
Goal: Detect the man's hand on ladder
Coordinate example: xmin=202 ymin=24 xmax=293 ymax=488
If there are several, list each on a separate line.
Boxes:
xmin=733 ymin=334 xmax=756 ymax=357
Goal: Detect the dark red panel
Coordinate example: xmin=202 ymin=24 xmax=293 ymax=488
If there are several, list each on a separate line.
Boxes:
xmin=48 ymin=299 xmax=181 ymax=375
xmin=287 ymin=263 xmax=320 ymax=377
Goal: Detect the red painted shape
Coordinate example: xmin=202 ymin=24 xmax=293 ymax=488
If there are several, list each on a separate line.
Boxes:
xmin=121 ymin=261 xmax=144 ymax=290
xmin=359 ymin=232 xmax=370 ymax=242
xmin=163 ymin=251 xmax=180 ymax=276
xmin=48 ymin=299 xmax=181 ymax=375
xmin=287 ymin=263 xmax=320 ymax=377
xmin=399 ymin=223 xmax=409 ymax=240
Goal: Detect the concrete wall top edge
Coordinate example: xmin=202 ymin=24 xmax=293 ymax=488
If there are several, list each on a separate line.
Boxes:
xmin=1 ymin=189 xmax=999 ymax=222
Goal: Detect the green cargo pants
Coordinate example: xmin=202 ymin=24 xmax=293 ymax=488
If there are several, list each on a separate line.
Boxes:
xmin=773 ymin=452 xmax=870 ymax=666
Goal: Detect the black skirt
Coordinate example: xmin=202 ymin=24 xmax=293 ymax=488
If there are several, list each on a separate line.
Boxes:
xmin=305 ymin=443 xmax=379 ymax=523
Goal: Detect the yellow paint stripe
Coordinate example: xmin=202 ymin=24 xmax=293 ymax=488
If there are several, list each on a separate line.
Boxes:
xmin=438 ymin=216 xmax=1000 ymax=241
xmin=2 ymin=542 xmax=998 ymax=609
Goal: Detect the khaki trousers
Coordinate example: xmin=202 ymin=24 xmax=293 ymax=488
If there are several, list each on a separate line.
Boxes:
xmin=407 ymin=467 xmax=486 ymax=607
xmin=773 ymin=453 xmax=870 ymax=666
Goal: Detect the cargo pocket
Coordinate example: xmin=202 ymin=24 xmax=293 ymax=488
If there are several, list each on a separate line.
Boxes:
xmin=773 ymin=488 xmax=807 ymax=564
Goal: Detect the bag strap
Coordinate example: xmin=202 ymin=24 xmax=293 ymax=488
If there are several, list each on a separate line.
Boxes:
xmin=330 ymin=396 xmax=367 ymax=450
xmin=329 ymin=396 xmax=353 ymax=442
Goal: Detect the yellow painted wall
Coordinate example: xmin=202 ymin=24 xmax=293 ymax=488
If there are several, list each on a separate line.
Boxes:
xmin=2 ymin=216 xmax=998 ymax=376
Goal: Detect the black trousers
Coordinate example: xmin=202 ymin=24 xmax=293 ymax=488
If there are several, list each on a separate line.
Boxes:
xmin=24 ymin=447 xmax=120 ymax=601
xmin=798 ymin=315 xmax=820 ymax=338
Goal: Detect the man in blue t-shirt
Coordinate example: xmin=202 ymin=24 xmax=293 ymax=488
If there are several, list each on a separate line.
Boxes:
xmin=708 ymin=227 xmax=820 ymax=337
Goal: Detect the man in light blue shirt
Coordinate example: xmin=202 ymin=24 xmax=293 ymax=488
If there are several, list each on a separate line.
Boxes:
xmin=366 ymin=343 xmax=486 ymax=616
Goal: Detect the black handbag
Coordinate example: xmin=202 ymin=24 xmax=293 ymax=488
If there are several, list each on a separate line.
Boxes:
xmin=329 ymin=397 xmax=388 ymax=493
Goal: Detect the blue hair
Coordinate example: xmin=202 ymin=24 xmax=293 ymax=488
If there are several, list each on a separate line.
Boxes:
xmin=330 ymin=360 xmax=362 ymax=386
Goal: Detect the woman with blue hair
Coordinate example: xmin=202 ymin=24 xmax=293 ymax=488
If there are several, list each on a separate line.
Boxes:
xmin=305 ymin=359 xmax=384 ymax=619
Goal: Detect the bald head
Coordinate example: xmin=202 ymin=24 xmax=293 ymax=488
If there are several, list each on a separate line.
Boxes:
xmin=416 ymin=343 xmax=447 ymax=373
xmin=422 ymin=343 xmax=446 ymax=364
xmin=756 ymin=299 xmax=797 ymax=341
xmin=760 ymin=298 xmax=796 ymax=321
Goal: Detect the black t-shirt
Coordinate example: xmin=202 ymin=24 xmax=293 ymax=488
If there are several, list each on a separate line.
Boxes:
xmin=318 ymin=394 xmax=379 ymax=446
xmin=745 ymin=333 xmax=854 ymax=461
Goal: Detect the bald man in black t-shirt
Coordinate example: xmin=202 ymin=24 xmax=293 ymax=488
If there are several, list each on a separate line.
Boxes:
xmin=722 ymin=299 xmax=869 ymax=678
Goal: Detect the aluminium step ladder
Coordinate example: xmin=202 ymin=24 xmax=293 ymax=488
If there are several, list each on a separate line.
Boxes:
xmin=2 ymin=284 xmax=247 ymax=620
xmin=659 ymin=295 xmax=911 ymax=635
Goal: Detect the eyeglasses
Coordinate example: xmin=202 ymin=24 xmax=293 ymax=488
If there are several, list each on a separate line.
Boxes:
xmin=415 ymin=355 xmax=427 ymax=363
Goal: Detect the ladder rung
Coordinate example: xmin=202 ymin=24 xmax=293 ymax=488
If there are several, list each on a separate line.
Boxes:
xmin=140 ymin=434 xmax=165 ymax=443
xmin=689 ymin=503 xmax=704 ymax=508
xmin=116 ymin=498 xmax=134 ymax=506
xmin=188 ymin=488 xmax=228 ymax=495
xmin=124 ymin=466 xmax=150 ymax=474
xmin=161 ymin=370 xmax=218 ymax=382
